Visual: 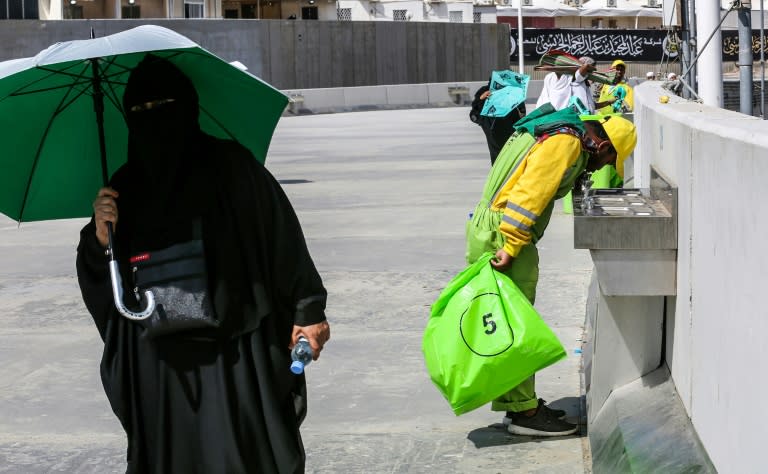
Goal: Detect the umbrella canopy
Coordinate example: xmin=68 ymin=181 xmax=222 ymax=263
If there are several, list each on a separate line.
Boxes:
xmin=480 ymin=70 xmax=530 ymax=119
xmin=0 ymin=25 xmax=288 ymax=223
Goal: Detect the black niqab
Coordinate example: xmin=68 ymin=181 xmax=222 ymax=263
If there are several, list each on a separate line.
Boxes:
xmin=122 ymin=55 xmax=201 ymax=207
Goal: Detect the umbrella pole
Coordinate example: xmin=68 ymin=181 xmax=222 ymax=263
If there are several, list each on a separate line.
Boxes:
xmin=90 ymin=57 xmax=156 ymax=321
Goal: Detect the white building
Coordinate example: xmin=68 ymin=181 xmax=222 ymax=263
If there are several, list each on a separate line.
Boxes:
xmin=26 ymin=0 xmax=667 ymax=25
xmin=497 ymin=0 xmax=663 ymax=29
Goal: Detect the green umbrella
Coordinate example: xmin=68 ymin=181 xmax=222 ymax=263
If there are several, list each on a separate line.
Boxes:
xmin=0 ymin=25 xmax=288 ymax=319
xmin=0 ymin=24 xmax=288 ymax=223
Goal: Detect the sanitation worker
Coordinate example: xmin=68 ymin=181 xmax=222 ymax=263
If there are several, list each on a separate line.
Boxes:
xmin=594 ymin=58 xmax=634 ymax=116
xmin=466 ymin=104 xmax=637 ymax=436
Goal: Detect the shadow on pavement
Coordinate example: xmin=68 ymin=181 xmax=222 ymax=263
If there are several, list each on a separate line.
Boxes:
xmin=546 ymin=396 xmax=580 ymax=411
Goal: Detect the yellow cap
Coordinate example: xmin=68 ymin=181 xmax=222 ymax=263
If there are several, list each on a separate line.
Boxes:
xmin=601 ymin=115 xmax=637 ymax=165
xmin=611 ymin=59 xmax=626 ymax=69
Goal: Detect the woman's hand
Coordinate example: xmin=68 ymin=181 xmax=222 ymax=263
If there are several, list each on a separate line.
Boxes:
xmin=291 ymin=321 xmax=331 ymax=361
xmin=93 ymin=187 xmax=119 ymax=248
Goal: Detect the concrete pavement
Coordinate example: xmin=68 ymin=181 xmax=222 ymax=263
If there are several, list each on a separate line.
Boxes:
xmin=0 ymin=107 xmax=593 ymax=473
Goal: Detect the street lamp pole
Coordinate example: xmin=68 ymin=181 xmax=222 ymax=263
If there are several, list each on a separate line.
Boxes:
xmin=517 ymin=0 xmax=524 ymax=74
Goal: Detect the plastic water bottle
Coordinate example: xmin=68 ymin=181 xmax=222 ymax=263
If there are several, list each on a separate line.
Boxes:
xmin=290 ymin=336 xmax=313 ymax=374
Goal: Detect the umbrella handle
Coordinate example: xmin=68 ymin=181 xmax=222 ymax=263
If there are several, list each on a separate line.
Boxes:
xmin=91 ymin=57 xmax=155 ymax=321
xmin=109 ymin=260 xmax=156 ymax=321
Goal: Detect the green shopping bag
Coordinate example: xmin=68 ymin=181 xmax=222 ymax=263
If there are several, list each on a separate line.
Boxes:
xmin=423 ymin=253 xmax=566 ymax=415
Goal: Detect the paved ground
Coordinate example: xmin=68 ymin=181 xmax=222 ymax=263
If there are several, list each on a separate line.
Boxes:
xmin=0 ymin=107 xmax=592 ymax=473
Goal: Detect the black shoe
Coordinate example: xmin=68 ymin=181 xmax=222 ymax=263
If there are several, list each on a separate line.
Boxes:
xmin=502 ymin=399 xmax=566 ymax=426
xmin=538 ymin=398 xmax=566 ymax=419
xmin=506 ymin=406 xmax=578 ymax=437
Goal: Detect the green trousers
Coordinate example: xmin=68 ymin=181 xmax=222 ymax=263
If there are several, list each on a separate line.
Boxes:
xmin=490 ymin=243 xmax=540 ymax=413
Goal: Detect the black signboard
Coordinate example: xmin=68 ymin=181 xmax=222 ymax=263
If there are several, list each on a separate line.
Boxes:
xmin=721 ymin=30 xmax=768 ymax=61
xmin=511 ymin=28 xmax=768 ymax=63
xmin=510 ymin=29 xmax=674 ymax=62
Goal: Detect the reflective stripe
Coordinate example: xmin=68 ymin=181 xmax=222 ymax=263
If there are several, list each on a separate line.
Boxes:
xmin=502 ymin=214 xmax=531 ymax=232
xmin=506 ymin=202 xmax=538 ymax=222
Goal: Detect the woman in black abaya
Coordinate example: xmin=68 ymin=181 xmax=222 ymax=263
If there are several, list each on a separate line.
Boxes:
xmin=76 ymin=56 xmax=330 ymax=473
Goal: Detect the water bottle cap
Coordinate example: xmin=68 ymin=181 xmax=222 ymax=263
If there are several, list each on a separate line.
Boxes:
xmin=290 ymin=360 xmax=305 ymax=374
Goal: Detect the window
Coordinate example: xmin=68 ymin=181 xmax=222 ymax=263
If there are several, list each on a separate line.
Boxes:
xmin=184 ymin=0 xmax=204 ymax=18
xmin=0 ymin=0 xmax=38 ymax=18
xmin=608 ymin=19 xmax=617 ymax=28
xmin=240 ymin=4 xmax=256 ymax=18
xmin=473 ymin=11 xmax=481 ymax=23
xmin=122 ymin=5 xmax=141 ymax=18
xmin=224 ymin=8 xmax=238 ymax=17
xmin=449 ymin=10 xmax=462 ymax=23
xmin=301 ymin=6 xmax=317 ymax=19
xmin=393 ymin=9 xmax=407 ymax=21
xmin=337 ymin=7 xmax=351 ymax=21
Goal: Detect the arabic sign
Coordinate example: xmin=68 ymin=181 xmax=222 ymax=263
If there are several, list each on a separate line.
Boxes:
xmin=721 ymin=31 xmax=768 ymax=60
xmin=511 ymin=29 xmax=671 ymax=62
xmin=511 ymin=29 xmax=768 ymax=63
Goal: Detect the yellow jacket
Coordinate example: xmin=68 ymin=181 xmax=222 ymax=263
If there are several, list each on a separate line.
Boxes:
xmin=491 ymin=133 xmax=584 ymax=257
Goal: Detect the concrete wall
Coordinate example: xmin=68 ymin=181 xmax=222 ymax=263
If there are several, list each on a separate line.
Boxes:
xmin=633 ymin=83 xmax=768 ymax=474
xmin=282 ymin=80 xmax=488 ymax=113
xmin=0 ymin=19 xmax=510 ymax=89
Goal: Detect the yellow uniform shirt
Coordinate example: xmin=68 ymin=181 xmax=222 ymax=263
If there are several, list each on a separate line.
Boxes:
xmin=596 ymin=82 xmax=634 ymax=115
xmin=491 ymin=133 xmax=583 ymax=257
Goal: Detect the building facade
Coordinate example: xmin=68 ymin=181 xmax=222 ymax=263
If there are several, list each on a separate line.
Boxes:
xmin=20 ymin=0 xmax=664 ymax=24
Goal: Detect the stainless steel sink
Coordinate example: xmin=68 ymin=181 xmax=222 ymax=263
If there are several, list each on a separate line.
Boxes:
xmin=599 ymin=207 xmax=635 ymax=216
xmin=572 ymin=167 xmax=678 ymax=296
xmin=573 ymin=187 xmax=675 ymax=249
xmin=593 ymin=196 xmax=647 ymax=206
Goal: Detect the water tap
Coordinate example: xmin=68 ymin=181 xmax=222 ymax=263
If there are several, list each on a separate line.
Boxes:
xmin=581 ymin=173 xmax=595 ymax=211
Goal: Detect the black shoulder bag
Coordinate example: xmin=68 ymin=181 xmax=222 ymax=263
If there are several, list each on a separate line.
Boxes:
xmin=130 ymin=219 xmax=219 ymax=338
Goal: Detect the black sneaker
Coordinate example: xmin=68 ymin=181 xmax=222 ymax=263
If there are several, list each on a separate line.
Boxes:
xmin=538 ymin=398 xmax=566 ymax=419
xmin=502 ymin=399 xmax=566 ymax=426
xmin=506 ymin=406 xmax=578 ymax=437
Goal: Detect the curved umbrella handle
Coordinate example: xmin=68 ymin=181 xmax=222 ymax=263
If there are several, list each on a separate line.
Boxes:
xmin=109 ymin=260 xmax=156 ymax=321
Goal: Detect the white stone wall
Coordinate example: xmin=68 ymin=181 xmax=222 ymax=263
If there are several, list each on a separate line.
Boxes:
xmin=362 ymin=0 xmax=475 ymax=21
xmin=343 ymin=0 xmax=377 ymax=20
xmin=634 ymin=83 xmax=768 ymax=474
xmin=370 ymin=0 xmax=423 ymax=20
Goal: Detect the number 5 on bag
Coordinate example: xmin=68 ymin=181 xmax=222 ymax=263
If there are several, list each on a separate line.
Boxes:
xmin=422 ymin=253 xmax=566 ymax=415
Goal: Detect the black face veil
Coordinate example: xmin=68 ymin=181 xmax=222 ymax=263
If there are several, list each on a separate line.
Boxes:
xmin=122 ymin=55 xmax=201 ymax=188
